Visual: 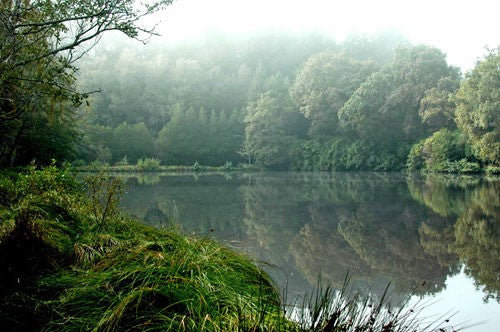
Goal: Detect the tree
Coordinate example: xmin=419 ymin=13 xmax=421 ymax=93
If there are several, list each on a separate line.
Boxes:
xmin=111 ymin=122 xmax=155 ymax=164
xmin=419 ymin=76 xmax=461 ymax=132
xmin=157 ymin=106 xmax=199 ymax=165
xmin=339 ymin=45 xmax=459 ymax=149
xmin=454 ymin=47 xmax=500 ymax=166
xmin=0 ymin=0 xmax=173 ymax=165
xmin=242 ymin=89 xmax=302 ymax=169
xmin=290 ymin=52 xmax=377 ymax=136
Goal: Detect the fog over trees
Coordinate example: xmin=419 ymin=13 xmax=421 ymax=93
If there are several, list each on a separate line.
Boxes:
xmin=69 ymin=33 xmax=498 ymax=172
xmin=1 ymin=1 xmax=498 ymax=171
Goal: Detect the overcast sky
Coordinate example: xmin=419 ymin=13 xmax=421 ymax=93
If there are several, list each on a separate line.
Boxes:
xmin=150 ymin=0 xmax=499 ymax=72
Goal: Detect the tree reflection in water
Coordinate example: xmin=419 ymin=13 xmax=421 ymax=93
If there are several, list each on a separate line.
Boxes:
xmin=120 ymin=172 xmax=499 ymax=304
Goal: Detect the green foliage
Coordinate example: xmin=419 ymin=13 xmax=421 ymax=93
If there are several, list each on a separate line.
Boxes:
xmin=454 ymin=47 xmax=500 ymax=166
xmin=115 ymin=156 xmax=129 ymax=166
xmin=112 ymin=122 xmax=155 ymax=163
xmin=0 ymin=0 xmax=173 ymax=167
xmin=76 ymin=33 xmax=408 ymax=169
xmin=243 ymin=89 xmax=304 ymax=169
xmin=290 ymin=52 xmax=377 ymax=136
xmin=418 ymin=76 xmax=460 ymax=132
xmin=292 ymin=138 xmax=402 ymax=171
xmin=89 ymin=159 xmax=110 ymax=170
xmin=157 ymin=107 xmax=243 ymax=166
xmin=137 ymin=157 xmax=161 ymax=171
xmin=406 ymin=129 xmax=479 ymax=173
xmin=485 ymin=166 xmax=500 ymax=174
xmin=406 ymin=141 xmax=426 ymax=171
xmin=339 ymin=45 xmax=460 ymax=149
xmin=84 ymin=173 xmax=124 ymax=229
xmin=438 ymin=159 xmax=481 ymax=173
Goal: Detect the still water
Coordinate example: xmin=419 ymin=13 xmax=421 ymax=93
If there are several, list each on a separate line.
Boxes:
xmin=119 ymin=172 xmax=499 ymax=331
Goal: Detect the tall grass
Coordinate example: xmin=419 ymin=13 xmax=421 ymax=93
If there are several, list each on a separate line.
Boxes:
xmin=281 ymin=277 xmax=464 ymax=332
xmin=0 ymin=166 xmax=463 ymax=331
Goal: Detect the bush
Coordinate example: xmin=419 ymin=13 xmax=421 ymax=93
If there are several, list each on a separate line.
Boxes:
xmin=193 ymin=160 xmax=201 ymax=171
xmin=136 ymin=158 xmax=161 ymax=171
xmin=436 ymin=159 xmax=481 ymax=173
xmin=406 ymin=129 xmax=477 ymax=173
xmin=115 ymin=156 xmax=129 ymax=166
xmin=406 ymin=141 xmax=425 ymax=171
xmin=222 ymin=161 xmax=233 ymax=171
xmin=485 ymin=165 xmax=500 ymax=174
xmin=89 ymin=160 xmax=110 ymax=170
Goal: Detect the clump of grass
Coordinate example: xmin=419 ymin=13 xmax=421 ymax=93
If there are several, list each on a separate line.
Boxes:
xmin=137 ymin=158 xmax=161 ymax=171
xmin=283 ymin=277 xmax=464 ymax=332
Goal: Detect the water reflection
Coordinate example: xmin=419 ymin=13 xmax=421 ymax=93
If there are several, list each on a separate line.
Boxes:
xmin=120 ymin=172 xmax=499 ymax=305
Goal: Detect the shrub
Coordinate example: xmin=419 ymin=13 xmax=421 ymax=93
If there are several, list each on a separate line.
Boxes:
xmin=406 ymin=141 xmax=425 ymax=171
xmin=90 ymin=160 xmax=109 ymax=170
xmin=137 ymin=158 xmax=161 ymax=171
xmin=485 ymin=165 xmax=500 ymax=174
xmin=223 ymin=161 xmax=233 ymax=171
xmin=115 ymin=156 xmax=129 ymax=166
xmin=193 ymin=161 xmax=201 ymax=171
xmin=406 ymin=129 xmax=476 ymax=173
xmin=437 ymin=159 xmax=481 ymax=173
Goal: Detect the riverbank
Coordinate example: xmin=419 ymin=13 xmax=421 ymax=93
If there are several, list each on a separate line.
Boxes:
xmin=74 ymin=161 xmax=499 ymax=175
xmin=0 ymin=166 xmax=459 ymax=331
xmin=74 ymin=160 xmax=261 ymax=173
xmin=0 ymin=165 xmax=288 ymax=331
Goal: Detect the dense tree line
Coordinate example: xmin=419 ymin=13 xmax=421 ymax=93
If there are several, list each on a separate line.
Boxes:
xmin=73 ymin=34 xmax=498 ymax=172
xmin=1 ymin=0 xmax=497 ymax=171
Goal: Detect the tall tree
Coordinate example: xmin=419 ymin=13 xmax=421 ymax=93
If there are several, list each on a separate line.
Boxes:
xmin=0 ymin=0 xmax=173 ymax=166
xmin=454 ymin=47 xmax=499 ymax=166
xmin=243 ymin=85 xmax=304 ymax=169
xmin=290 ymin=52 xmax=377 ymax=137
xmin=111 ymin=122 xmax=155 ymax=163
xmin=418 ymin=76 xmax=461 ymax=133
xmin=339 ymin=45 xmax=459 ymax=148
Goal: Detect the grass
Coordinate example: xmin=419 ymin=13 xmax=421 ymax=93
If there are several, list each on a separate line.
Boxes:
xmin=0 ymin=165 xmax=463 ymax=331
xmin=74 ymin=161 xmax=261 ymax=173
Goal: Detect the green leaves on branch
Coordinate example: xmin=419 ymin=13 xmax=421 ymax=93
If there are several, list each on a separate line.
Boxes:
xmin=0 ymin=0 xmax=173 ymax=166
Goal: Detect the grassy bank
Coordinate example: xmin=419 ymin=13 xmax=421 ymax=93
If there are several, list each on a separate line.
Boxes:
xmin=0 ymin=166 xmax=287 ymax=331
xmin=74 ymin=159 xmax=261 ymax=173
xmin=0 ymin=166 xmax=460 ymax=331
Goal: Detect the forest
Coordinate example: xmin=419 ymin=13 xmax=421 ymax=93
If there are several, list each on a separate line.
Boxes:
xmin=1 ymin=8 xmax=498 ymax=172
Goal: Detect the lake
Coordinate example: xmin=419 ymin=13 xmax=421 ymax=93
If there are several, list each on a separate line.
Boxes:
xmin=119 ymin=171 xmax=499 ymax=331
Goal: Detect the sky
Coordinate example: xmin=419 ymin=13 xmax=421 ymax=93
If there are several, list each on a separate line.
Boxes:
xmin=150 ymin=0 xmax=499 ymax=72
